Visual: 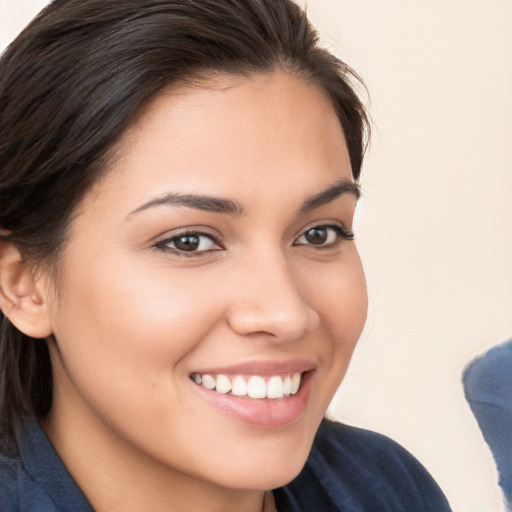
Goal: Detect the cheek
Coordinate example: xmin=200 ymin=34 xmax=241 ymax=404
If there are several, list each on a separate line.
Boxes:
xmin=48 ymin=253 xmax=225 ymax=391
xmin=309 ymin=252 xmax=368 ymax=366
xmin=332 ymin=264 xmax=368 ymax=345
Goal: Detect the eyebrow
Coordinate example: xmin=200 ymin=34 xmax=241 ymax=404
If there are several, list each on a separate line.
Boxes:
xmin=129 ymin=179 xmax=360 ymax=218
xmin=297 ymin=179 xmax=361 ymax=215
xmin=129 ymin=193 xmax=245 ymax=216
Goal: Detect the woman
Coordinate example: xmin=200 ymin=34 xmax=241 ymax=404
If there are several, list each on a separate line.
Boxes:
xmin=0 ymin=1 xmax=451 ymax=510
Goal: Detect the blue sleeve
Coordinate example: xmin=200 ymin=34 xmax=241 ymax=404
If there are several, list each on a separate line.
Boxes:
xmin=463 ymin=341 xmax=512 ymax=503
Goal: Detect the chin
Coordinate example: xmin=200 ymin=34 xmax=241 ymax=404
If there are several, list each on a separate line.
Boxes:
xmin=214 ymin=433 xmax=314 ymax=491
xmin=228 ymin=463 xmax=305 ymax=492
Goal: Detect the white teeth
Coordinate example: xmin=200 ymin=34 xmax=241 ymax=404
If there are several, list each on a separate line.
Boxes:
xmin=283 ymin=375 xmax=292 ymax=396
xmin=267 ymin=376 xmax=284 ymax=399
xmin=247 ymin=376 xmax=267 ymax=398
xmin=215 ymin=374 xmax=231 ymax=394
xmin=201 ymin=374 xmax=216 ymax=390
xmin=231 ymin=376 xmax=248 ymax=396
xmin=192 ymin=372 xmax=304 ymax=399
xmin=291 ymin=373 xmax=301 ymax=395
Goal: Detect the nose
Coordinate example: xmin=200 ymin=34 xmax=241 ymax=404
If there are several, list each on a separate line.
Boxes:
xmin=226 ymin=253 xmax=320 ymax=342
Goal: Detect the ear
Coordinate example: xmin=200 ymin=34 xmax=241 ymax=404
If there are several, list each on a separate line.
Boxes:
xmin=0 ymin=240 xmax=53 ymax=339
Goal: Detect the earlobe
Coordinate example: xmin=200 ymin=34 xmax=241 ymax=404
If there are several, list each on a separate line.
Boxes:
xmin=0 ymin=240 xmax=53 ymax=339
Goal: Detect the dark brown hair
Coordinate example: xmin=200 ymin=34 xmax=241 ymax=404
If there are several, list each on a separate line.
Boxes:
xmin=0 ymin=0 xmax=369 ymax=451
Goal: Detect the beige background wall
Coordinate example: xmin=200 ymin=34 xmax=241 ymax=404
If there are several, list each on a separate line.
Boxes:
xmin=2 ymin=1 xmax=511 ymax=511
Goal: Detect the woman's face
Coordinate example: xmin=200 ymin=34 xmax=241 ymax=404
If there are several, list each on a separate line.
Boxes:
xmin=44 ymin=72 xmax=368 ymax=494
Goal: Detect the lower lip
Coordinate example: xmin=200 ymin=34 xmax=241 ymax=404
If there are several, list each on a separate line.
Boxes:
xmin=193 ymin=372 xmax=313 ymax=427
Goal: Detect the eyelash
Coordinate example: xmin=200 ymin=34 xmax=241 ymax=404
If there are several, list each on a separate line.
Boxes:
xmin=154 ymin=224 xmax=354 ymax=256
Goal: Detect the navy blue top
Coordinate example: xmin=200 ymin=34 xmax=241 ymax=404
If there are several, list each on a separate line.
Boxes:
xmin=1 ymin=418 xmax=451 ymax=511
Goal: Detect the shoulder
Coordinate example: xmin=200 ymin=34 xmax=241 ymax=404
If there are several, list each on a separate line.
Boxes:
xmin=0 ymin=451 xmax=20 ymax=509
xmin=274 ymin=419 xmax=451 ymax=512
xmin=2 ymin=419 xmax=94 ymax=512
xmin=1 ymin=450 xmax=59 ymax=512
xmin=313 ymin=420 xmax=445 ymax=488
xmin=1 ymin=450 xmax=56 ymax=512
xmin=0 ymin=426 xmax=70 ymax=512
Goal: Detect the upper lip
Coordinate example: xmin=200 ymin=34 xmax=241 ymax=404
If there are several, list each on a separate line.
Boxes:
xmin=191 ymin=359 xmax=315 ymax=376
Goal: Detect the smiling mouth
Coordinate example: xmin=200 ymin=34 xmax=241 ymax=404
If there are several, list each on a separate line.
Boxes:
xmin=190 ymin=372 xmax=304 ymax=400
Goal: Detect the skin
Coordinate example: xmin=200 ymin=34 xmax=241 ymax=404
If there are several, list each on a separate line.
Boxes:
xmin=34 ymin=71 xmax=368 ymax=512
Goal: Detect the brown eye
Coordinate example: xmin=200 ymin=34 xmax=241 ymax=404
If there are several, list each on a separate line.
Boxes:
xmin=295 ymin=224 xmax=354 ymax=248
xmin=156 ymin=231 xmax=221 ymax=254
xmin=174 ymin=234 xmax=201 ymax=251
xmin=304 ymin=227 xmax=329 ymax=245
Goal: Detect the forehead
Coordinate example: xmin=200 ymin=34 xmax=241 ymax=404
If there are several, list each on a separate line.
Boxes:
xmin=84 ymin=71 xmax=352 ymax=215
